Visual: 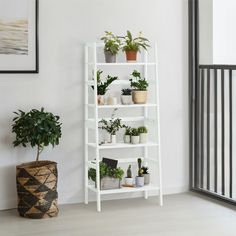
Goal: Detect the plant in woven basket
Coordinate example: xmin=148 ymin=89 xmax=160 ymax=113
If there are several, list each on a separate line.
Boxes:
xmin=12 ymin=108 xmax=62 ymax=165
xmin=12 ymin=108 xmax=62 ymax=219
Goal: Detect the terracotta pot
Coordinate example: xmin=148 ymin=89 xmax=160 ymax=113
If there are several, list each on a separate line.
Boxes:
xmin=125 ymin=50 xmax=138 ymax=62
xmin=16 ymin=161 xmax=58 ymax=219
xmin=132 ymin=90 xmax=147 ymax=104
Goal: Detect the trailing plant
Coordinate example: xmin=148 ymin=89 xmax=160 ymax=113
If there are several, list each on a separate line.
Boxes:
xmin=101 ymin=31 xmax=121 ymax=55
xmin=99 ymin=109 xmax=125 ymax=135
xmin=137 ymin=158 xmax=143 ymax=177
xmin=120 ymin=30 xmax=150 ymax=52
xmin=131 ymin=128 xmax=139 ymax=136
xmin=129 ymin=70 xmax=149 ymax=91
xmin=126 ymin=165 xmax=132 ymax=178
xmin=92 ymin=70 xmax=118 ymax=95
xmin=125 ymin=126 xmax=132 ymax=135
xmin=121 ymin=88 xmax=132 ymax=96
xmin=138 ymin=126 xmax=148 ymax=134
xmin=141 ymin=166 xmax=149 ymax=174
xmin=12 ymin=108 xmax=62 ymax=165
xmin=88 ymin=162 xmax=124 ymax=182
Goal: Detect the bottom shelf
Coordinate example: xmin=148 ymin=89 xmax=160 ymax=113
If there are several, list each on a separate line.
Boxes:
xmin=88 ymin=184 xmax=159 ymax=195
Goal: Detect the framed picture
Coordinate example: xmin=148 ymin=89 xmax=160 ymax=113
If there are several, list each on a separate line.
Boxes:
xmin=0 ymin=0 xmax=38 ymax=73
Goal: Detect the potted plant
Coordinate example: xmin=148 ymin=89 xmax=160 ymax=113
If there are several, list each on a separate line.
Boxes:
xmin=130 ymin=70 xmax=149 ymax=104
xmin=88 ymin=162 xmax=124 ymax=190
xmin=138 ymin=126 xmax=148 ymax=143
xmin=12 ymin=108 xmax=62 ymax=219
xmin=101 ymin=31 xmax=121 ymax=63
xmin=124 ymin=165 xmax=134 ymax=186
xmin=124 ymin=126 xmax=132 ymax=143
xmin=141 ymin=166 xmax=150 ymax=185
xmin=120 ymin=30 xmax=150 ymax=62
xmin=99 ymin=109 xmax=125 ymax=144
xmin=92 ymin=70 xmax=118 ymax=105
xmin=121 ymin=88 xmax=132 ymax=105
xmin=130 ymin=128 xmax=140 ymax=144
xmin=136 ymin=158 xmax=144 ymax=187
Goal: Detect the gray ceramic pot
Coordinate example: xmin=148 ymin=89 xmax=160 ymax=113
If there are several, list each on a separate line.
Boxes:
xmin=104 ymin=51 xmax=116 ymax=63
xmin=135 ymin=176 xmax=144 ymax=187
xmin=143 ymin=174 xmax=150 ymax=185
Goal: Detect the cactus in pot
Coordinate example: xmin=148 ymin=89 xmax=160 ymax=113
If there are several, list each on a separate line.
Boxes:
xmin=136 ymin=158 xmax=144 ymax=187
xmin=124 ymin=165 xmax=134 ymax=186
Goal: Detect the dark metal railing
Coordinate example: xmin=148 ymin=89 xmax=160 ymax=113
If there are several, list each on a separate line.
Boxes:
xmin=195 ymin=64 xmax=234 ymax=202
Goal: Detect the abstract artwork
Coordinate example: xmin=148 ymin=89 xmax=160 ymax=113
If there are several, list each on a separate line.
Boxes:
xmin=0 ymin=0 xmax=38 ymax=73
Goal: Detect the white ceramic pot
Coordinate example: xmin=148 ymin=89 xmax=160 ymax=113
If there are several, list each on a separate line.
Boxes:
xmin=135 ymin=176 xmax=144 ymax=187
xmin=97 ymin=95 xmax=105 ymax=105
xmin=110 ymin=135 xmax=117 ymax=144
xmin=143 ymin=174 xmax=150 ymax=185
xmin=124 ymin=177 xmax=134 ymax=186
xmin=124 ymin=135 xmax=131 ymax=143
xmin=121 ymin=95 xmax=132 ymax=105
xmin=131 ymin=135 xmax=140 ymax=144
xmin=139 ymin=133 xmax=147 ymax=143
xmin=107 ymin=96 xmax=117 ymax=105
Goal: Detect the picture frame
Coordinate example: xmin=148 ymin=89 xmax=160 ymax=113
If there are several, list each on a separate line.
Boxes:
xmin=0 ymin=0 xmax=38 ymax=73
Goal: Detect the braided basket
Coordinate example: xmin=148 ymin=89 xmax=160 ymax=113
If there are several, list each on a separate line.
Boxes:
xmin=16 ymin=161 xmax=58 ymax=219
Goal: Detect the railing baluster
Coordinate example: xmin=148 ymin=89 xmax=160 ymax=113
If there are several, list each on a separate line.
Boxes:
xmin=229 ymin=69 xmax=233 ymax=198
xmin=201 ymin=69 xmax=205 ymax=188
xmin=221 ymin=69 xmax=225 ymax=196
xmin=207 ymin=69 xmax=210 ymax=190
xmin=214 ymin=69 xmax=218 ymax=193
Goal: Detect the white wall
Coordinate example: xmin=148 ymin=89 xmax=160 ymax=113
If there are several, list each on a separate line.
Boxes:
xmin=0 ymin=0 xmax=189 ymax=210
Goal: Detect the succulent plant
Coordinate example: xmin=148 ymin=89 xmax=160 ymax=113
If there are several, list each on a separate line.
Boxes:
xmin=138 ymin=126 xmax=148 ymax=134
xmin=137 ymin=158 xmax=143 ymax=177
xmin=131 ymin=128 xmax=139 ymax=136
xmin=121 ymin=88 xmax=132 ymax=96
xmin=141 ymin=166 xmax=149 ymax=174
xmin=126 ymin=165 xmax=132 ymax=178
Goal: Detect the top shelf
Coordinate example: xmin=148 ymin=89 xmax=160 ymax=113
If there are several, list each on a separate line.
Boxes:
xmin=86 ymin=62 xmax=157 ymax=66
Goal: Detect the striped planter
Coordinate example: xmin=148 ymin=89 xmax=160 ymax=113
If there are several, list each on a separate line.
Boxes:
xmin=16 ymin=161 xmax=58 ymax=219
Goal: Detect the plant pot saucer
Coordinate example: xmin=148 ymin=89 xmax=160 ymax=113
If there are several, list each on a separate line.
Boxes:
xmin=122 ymin=184 xmax=135 ymax=188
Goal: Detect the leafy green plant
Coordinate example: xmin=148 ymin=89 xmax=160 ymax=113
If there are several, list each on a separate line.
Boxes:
xmin=12 ymin=108 xmax=62 ymax=164
xmin=137 ymin=158 xmax=143 ymax=177
xmin=88 ymin=162 xmax=124 ymax=182
xmin=131 ymin=128 xmax=139 ymax=136
xmin=138 ymin=126 xmax=148 ymax=134
xmin=124 ymin=126 xmax=132 ymax=135
xmin=129 ymin=70 xmax=149 ymax=91
xmin=141 ymin=166 xmax=149 ymax=174
xmin=120 ymin=30 xmax=150 ymax=52
xmin=99 ymin=109 xmax=125 ymax=135
xmin=126 ymin=165 xmax=132 ymax=178
xmin=101 ymin=31 xmax=121 ymax=55
xmin=92 ymin=70 xmax=118 ymax=95
xmin=121 ymin=88 xmax=132 ymax=95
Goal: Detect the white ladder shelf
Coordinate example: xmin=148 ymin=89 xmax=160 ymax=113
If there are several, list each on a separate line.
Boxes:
xmin=84 ymin=42 xmax=163 ymax=212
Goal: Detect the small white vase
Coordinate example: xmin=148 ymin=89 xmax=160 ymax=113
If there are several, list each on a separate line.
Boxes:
xmin=124 ymin=135 xmax=131 ymax=143
xmin=107 ymin=96 xmax=117 ymax=105
xmin=110 ymin=135 xmax=117 ymax=144
xmin=121 ymin=95 xmax=132 ymax=105
xmin=124 ymin=177 xmax=134 ymax=186
xmin=139 ymin=133 xmax=147 ymax=143
xmin=131 ymin=135 xmax=140 ymax=144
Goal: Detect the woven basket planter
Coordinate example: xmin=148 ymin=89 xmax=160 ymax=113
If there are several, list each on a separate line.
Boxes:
xmin=16 ymin=161 xmax=58 ymax=219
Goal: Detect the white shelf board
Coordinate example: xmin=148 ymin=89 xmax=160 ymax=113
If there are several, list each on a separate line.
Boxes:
xmin=88 ymin=184 xmax=159 ymax=195
xmin=87 ymin=62 xmax=156 ymax=66
xmin=87 ymin=104 xmax=157 ymax=109
xmin=88 ymin=116 xmax=154 ymax=122
xmin=88 ymin=142 xmax=158 ymax=149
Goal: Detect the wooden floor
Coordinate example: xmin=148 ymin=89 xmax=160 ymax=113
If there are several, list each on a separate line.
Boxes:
xmin=1 ymin=193 xmax=236 ymax=236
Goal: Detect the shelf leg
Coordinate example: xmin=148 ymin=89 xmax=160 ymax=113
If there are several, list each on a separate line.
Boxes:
xmin=144 ymin=190 xmax=148 ymax=199
xmin=96 ymin=192 xmax=101 ymax=212
xmin=159 ymin=189 xmax=163 ymax=206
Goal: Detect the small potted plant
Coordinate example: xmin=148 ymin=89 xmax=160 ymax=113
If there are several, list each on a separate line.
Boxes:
xmin=130 ymin=70 xmax=149 ymax=104
xmin=131 ymin=128 xmax=140 ymax=144
xmin=101 ymin=31 xmax=121 ymax=63
xmin=120 ymin=30 xmax=150 ymax=62
xmin=121 ymin=88 xmax=132 ymax=105
xmin=88 ymin=162 xmax=124 ymax=190
xmin=124 ymin=165 xmax=134 ymax=186
xmin=136 ymin=158 xmax=144 ymax=187
xmin=99 ymin=109 xmax=125 ymax=144
xmin=141 ymin=166 xmax=150 ymax=185
xmin=92 ymin=70 xmax=118 ymax=105
xmin=138 ymin=126 xmax=148 ymax=143
xmin=12 ymin=108 xmax=62 ymax=219
xmin=124 ymin=126 xmax=132 ymax=143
